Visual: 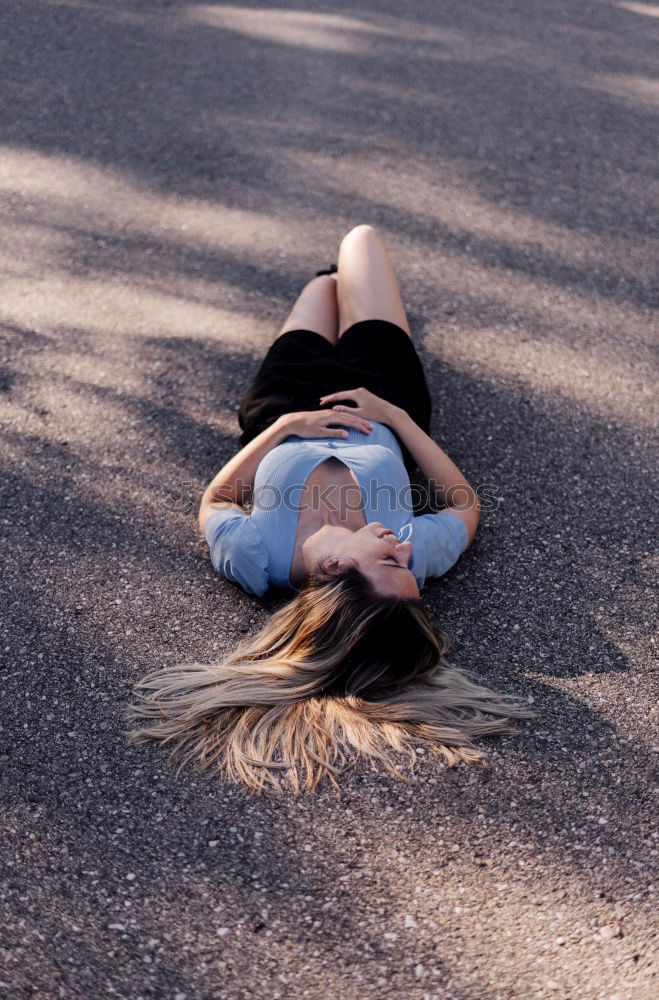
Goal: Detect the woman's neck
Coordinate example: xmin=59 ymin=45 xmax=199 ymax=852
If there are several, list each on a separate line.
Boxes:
xmin=289 ymin=457 xmax=366 ymax=586
xmin=290 ymin=508 xmax=366 ymax=586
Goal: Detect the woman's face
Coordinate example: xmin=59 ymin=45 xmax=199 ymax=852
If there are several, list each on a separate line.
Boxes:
xmin=304 ymin=522 xmax=419 ymax=598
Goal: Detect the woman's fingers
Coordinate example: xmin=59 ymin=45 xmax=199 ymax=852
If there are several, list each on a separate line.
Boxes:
xmin=327 ymin=413 xmax=372 ymax=431
xmin=320 ymin=411 xmax=372 ymax=433
xmin=326 ymin=410 xmax=371 ymax=425
xmin=331 ymin=404 xmax=363 ymax=414
xmin=318 ymin=403 xmax=373 ymax=427
xmin=319 ymin=389 xmax=360 ymax=404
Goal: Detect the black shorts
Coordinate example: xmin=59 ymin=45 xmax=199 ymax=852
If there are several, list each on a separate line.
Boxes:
xmin=237 ymin=319 xmax=432 ymax=474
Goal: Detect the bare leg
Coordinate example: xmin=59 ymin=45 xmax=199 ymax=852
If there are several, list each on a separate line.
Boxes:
xmin=336 ymin=224 xmax=411 ymax=338
xmin=276 ymin=274 xmax=339 ymax=345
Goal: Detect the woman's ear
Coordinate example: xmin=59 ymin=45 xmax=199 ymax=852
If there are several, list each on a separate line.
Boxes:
xmin=321 ymin=555 xmax=343 ymax=577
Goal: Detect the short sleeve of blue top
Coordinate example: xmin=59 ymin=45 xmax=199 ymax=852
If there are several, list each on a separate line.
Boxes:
xmin=203 ymin=421 xmax=470 ymax=597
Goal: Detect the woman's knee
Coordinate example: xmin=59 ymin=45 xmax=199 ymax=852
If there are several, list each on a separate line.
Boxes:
xmin=297 ymin=273 xmax=337 ymax=295
xmin=341 ymin=223 xmax=379 ymax=244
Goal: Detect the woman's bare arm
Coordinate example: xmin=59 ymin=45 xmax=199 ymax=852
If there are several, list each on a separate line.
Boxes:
xmin=388 ymin=407 xmax=481 ymax=545
xmin=198 ymin=418 xmax=292 ymax=533
xmin=385 ymin=407 xmax=476 ymax=506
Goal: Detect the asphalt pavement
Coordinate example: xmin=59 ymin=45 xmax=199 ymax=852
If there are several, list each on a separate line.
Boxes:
xmin=0 ymin=2 xmax=657 ymax=998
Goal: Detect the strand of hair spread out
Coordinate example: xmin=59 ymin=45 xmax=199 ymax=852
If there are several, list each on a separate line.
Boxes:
xmin=124 ymin=568 xmax=536 ymax=794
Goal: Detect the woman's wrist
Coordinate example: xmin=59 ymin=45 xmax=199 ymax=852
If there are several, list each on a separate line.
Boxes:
xmin=272 ymin=412 xmax=296 ymax=439
xmin=385 ymin=403 xmax=412 ymax=433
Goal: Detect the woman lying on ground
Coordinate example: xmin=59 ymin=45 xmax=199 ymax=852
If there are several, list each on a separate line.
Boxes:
xmin=126 ymin=224 xmax=533 ymax=793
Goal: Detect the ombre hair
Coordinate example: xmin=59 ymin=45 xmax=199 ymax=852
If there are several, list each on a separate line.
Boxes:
xmin=125 ymin=567 xmax=535 ymax=794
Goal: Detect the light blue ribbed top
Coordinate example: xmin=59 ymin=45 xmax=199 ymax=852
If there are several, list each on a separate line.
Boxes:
xmin=204 ymin=420 xmax=469 ymax=596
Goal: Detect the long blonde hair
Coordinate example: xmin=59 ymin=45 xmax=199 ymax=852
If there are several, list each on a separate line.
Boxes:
xmin=125 ymin=567 xmax=535 ymax=794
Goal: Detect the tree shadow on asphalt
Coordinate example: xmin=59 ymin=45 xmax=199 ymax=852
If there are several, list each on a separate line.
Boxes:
xmin=2 ymin=2 xmax=657 ymax=995
xmin=0 ymin=0 xmax=657 ymax=317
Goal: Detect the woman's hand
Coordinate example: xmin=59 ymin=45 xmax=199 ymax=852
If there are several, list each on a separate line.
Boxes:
xmin=318 ymin=387 xmax=399 ymax=425
xmin=279 ymin=408 xmax=373 ymax=439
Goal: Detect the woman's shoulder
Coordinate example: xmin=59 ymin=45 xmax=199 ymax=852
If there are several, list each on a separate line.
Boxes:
xmin=408 ymin=511 xmax=470 ymax=586
xmin=204 ymin=507 xmax=269 ymax=596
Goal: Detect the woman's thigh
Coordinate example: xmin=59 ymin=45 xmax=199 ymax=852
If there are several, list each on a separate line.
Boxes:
xmin=276 ymin=274 xmax=339 ymax=345
xmin=336 ymin=224 xmax=411 ymax=338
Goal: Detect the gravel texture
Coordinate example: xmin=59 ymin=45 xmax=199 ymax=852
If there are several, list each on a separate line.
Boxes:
xmin=1 ymin=1 xmax=657 ymax=999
